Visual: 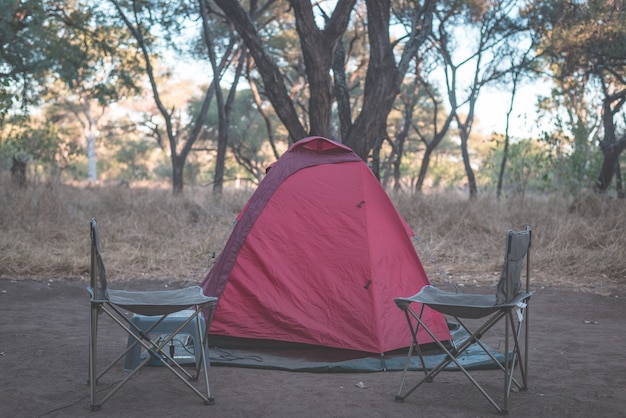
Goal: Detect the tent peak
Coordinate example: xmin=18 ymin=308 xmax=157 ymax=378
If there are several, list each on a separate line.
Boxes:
xmin=289 ymin=136 xmax=352 ymax=153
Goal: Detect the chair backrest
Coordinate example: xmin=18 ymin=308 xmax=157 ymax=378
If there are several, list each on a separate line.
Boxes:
xmin=90 ymin=218 xmax=108 ymax=292
xmin=495 ymin=226 xmax=531 ymax=305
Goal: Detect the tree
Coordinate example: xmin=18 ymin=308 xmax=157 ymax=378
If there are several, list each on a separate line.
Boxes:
xmin=109 ymin=0 xmax=240 ymax=194
xmin=430 ymin=0 xmax=530 ymax=198
xmin=199 ymin=0 xmax=245 ymax=193
xmin=534 ymin=69 xmax=602 ymax=194
xmin=484 ymin=136 xmax=551 ymax=197
xmin=411 ymin=63 xmax=455 ymax=193
xmin=528 ymin=0 xmax=626 ymax=195
xmin=379 ymin=55 xmax=454 ymax=194
xmin=1 ymin=1 xmax=142 ymax=184
xmin=496 ymin=43 xmax=538 ymax=198
xmin=212 ymin=0 xmax=436 ymax=170
xmin=2 ymin=112 xmax=82 ymax=184
xmin=45 ymin=18 xmax=142 ymax=183
xmin=1 ymin=0 xmax=56 ymax=111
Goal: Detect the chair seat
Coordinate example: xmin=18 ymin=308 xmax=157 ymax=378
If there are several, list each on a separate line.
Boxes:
xmin=106 ymin=286 xmax=216 ymax=316
xmin=395 ymin=285 xmax=532 ymax=319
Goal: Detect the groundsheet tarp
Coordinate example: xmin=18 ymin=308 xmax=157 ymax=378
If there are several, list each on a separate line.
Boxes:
xmin=207 ymin=323 xmax=505 ymax=372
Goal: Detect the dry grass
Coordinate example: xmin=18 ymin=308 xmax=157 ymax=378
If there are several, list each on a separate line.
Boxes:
xmin=394 ymin=191 xmax=626 ymax=293
xmin=0 ymin=177 xmax=249 ymax=284
xmin=1 ymin=175 xmax=625 ymax=293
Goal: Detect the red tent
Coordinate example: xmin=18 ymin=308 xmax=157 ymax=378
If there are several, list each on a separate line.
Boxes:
xmin=201 ymin=136 xmax=450 ymax=354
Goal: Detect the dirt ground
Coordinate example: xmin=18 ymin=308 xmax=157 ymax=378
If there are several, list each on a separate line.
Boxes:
xmin=1 ymin=277 xmax=625 ymax=418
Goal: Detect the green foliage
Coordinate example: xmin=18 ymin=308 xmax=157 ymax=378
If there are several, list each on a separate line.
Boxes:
xmin=482 ymin=136 xmax=553 ymax=196
xmin=1 ymin=0 xmax=623 ymax=197
xmin=1 ymin=0 xmax=50 ymax=109
xmin=538 ymin=129 xmax=603 ymax=193
xmin=528 ymin=0 xmax=626 ymax=79
xmin=425 ymin=157 xmax=467 ymax=190
xmin=112 ymin=139 xmax=159 ymax=181
xmin=527 ymin=0 xmax=626 ymax=194
xmin=3 ymin=1 xmax=143 ymax=106
xmin=0 ymin=115 xmax=82 ymax=181
xmin=200 ymin=88 xmax=286 ymax=181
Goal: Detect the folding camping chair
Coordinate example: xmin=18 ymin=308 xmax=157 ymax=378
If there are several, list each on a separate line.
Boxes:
xmin=394 ymin=226 xmax=532 ymax=414
xmin=87 ymin=218 xmax=217 ymax=411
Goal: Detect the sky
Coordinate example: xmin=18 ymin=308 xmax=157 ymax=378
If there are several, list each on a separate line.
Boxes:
xmin=476 ymin=81 xmax=550 ymax=139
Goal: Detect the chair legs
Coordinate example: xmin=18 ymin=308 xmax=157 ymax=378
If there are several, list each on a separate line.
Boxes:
xmin=88 ymin=301 xmax=214 ymax=410
xmin=89 ymin=301 xmax=100 ymax=411
xmin=395 ymin=304 xmax=529 ymax=414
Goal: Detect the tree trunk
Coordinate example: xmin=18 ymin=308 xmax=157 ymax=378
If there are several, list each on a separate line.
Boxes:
xmin=84 ymin=109 xmax=98 ymax=184
xmin=172 ymin=156 xmax=185 ymax=195
xmin=615 ymin=160 xmax=624 ymax=199
xmin=74 ymin=98 xmax=99 ymax=184
xmin=214 ymin=109 xmax=227 ymax=195
xmin=86 ymin=129 xmax=97 ymax=184
xmin=291 ymin=0 xmax=355 ymax=138
xmin=344 ymin=0 xmax=399 ymax=160
xmin=596 ymin=134 xmax=626 ymax=192
xmin=595 ymin=93 xmax=626 ymax=193
xmin=10 ymin=155 xmax=28 ymax=188
xmin=497 ymin=70 xmax=520 ymax=199
xmin=332 ymin=40 xmax=353 ymax=142
xmin=459 ymin=128 xmax=478 ymax=198
xmin=392 ymin=135 xmax=405 ymax=192
xmin=413 ymin=76 xmax=455 ymax=193
xmin=214 ymin=0 xmax=307 ymax=142
xmin=415 ymin=147 xmax=434 ymax=193
xmin=248 ymin=66 xmax=280 ymax=160
xmin=497 ymin=136 xmax=509 ymax=199
xmin=371 ymin=134 xmax=385 ymax=180
xmin=214 ymin=49 xmax=246 ymax=194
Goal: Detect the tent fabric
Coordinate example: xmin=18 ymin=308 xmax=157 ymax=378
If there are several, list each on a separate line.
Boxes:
xmin=201 ymin=136 xmax=450 ymax=354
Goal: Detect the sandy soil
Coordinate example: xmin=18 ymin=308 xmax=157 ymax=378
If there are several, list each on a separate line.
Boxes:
xmin=1 ymin=278 xmax=625 ymax=418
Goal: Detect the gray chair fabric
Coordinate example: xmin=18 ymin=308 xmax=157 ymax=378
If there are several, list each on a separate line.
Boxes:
xmin=106 ymin=287 xmax=212 ymax=316
xmin=495 ymin=228 xmax=530 ymax=305
xmin=394 ymin=226 xmax=532 ymax=414
xmin=88 ymin=218 xmax=217 ymax=411
xmin=396 ymin=285 xmax=530 ymax=319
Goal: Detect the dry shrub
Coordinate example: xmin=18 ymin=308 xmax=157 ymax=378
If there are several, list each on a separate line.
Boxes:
xmin=394 ymin=191 xmax=626 ymax=292
xmin=1 ymin=176 xmax=624 ymax=292
xmin=0 ymin=177 xmax=250 ymax=283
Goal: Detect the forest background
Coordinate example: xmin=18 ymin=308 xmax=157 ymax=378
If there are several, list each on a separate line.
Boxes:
xmin=1 ymin=0 xmax=625 ymax=287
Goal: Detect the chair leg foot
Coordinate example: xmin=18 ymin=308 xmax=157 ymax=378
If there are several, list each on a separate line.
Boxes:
xmin=204 ymin=397 xmax=215 ymax=405
xmin=394 ymin=395 xmax=405 ymax=403
xmin=91 ymin=404 xmax=102 ymax=412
